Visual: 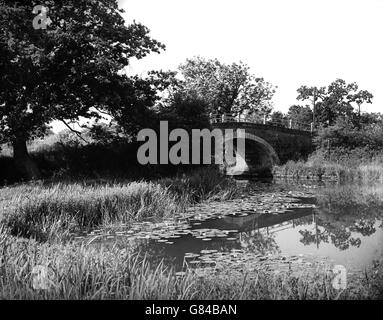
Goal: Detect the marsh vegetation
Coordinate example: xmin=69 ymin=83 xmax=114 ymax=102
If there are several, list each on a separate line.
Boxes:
xmin=1 ymin=170 xmax=383 ymax=299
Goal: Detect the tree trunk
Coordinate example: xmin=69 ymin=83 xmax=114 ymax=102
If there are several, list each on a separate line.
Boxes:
xmin=12 ymin=138 xmax=41 ymax=180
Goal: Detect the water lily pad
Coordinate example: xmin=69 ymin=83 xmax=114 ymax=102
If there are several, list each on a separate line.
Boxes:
xmin=185 ymin=253 xmax=200 ymax=258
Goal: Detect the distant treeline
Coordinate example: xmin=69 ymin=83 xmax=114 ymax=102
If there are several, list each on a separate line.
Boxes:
xmin=0 ymin=126 xmax=208 ymax=184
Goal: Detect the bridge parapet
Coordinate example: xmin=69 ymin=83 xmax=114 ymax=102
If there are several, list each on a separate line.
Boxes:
xmin=210 ymin=113 xmax=314 ymax=133
xmin=212 ymin=121 xmax=313 ymax=137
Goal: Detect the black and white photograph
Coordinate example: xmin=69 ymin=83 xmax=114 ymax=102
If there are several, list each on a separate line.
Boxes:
xmin=0 ymin=0 xmax=383 ymax=307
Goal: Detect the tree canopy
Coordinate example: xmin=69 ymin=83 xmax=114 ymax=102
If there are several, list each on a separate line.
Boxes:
xmin=178 ymin=56 xmax=276 ymax=117
xmin=296 ymin=79 xmax=373 ymax=127
xmin=287 ymin=105 xmax=313 ymax=126
xmin=0 ymin=0 xmax=164 ymax=178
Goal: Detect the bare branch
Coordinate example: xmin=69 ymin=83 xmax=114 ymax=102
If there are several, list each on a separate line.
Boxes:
xmin=60 ymin=119 xmax=88 ymax=143
xmin=94 ymin=107 xmax=111 ymax=116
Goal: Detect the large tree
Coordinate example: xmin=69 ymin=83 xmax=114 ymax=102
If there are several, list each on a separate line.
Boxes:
xmin=296 ymin=79 xmax=373 ymax=127
xmin=178 ymin=56 xmax=276 ymax=118
xmin=0 ymin=0 xmax=164 ymax=179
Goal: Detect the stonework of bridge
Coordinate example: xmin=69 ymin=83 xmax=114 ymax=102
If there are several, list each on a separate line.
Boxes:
xmin=212 ymin=121 xmax=313 ymax=176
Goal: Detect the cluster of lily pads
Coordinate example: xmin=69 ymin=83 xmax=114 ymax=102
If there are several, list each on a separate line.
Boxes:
xmin=176 ymin=248 xmax=329 ymax=278
xmin=184 ymin=190 xmax=317 ymax=219
xmin=78 ymin=186 xmax=319 ymax=273
xmin=79 ymin=221 xmax=240 ymax=246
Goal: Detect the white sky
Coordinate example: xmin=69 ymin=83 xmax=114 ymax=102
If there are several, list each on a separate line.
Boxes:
xmin=120 ymin=0 xmax=383 ymax=114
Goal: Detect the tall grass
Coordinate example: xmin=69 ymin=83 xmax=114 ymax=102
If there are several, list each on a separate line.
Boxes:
xmin=160 ymin=166 xmax=239 ymax=203
xmin=1 ymin=230 xmax=381 ymax=300
xmin=0 ymin=230 xmax=191 ymax=299
xmin=273 ymin=149 xmax=383 ymax=183
xmin=1 ymin=182 xmax=181 ymax=242
xmin=0 ymin=167 xmax=238 ymax=242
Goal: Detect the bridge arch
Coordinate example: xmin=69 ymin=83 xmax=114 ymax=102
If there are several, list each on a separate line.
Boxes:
xmin=211 ymin=119 xmax=313 ymax=176
xmin=223 ymin=131 xmax=280 ymax=176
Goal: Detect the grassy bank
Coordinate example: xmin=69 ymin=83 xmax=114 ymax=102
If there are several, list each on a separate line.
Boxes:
xmin=1 ymin=166 xmax=382 ymax=299
xmin=1 ymin=230 xmax=382 ymax=300
xmin=273 ymin=149 xmax=383 ymax=182
xmin=273 ymin=161 xmax=383 ymax=182
xmin=0 ymin=167 xmax=238 ymax=242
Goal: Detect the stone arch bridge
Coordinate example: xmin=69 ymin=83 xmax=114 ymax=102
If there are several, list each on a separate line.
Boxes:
xmin=211 ymin=114 xmax=314 ymax=176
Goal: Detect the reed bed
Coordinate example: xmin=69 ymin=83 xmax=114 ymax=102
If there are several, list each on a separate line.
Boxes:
xmin=0 ymin=168 xmax=239 ymax=242
xmin=274 ymin=160 xmax=383 ymax=183
xmin=1 ymin=230 xmax=381 ymax=300
xmin=0 ymin=182 xmax=181 ymax=242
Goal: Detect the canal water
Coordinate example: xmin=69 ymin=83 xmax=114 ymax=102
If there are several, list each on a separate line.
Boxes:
xmin=83 ymin=180 xmax=383 ymax=273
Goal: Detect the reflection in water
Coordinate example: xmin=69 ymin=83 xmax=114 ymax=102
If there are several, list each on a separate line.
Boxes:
xmin=270 ymin=183 xmax=383 ymax=269
xmin=84 ymin=181 xmax=383 ymax=272
xmin=306 ymin=185 xmax=382 ymax=251
xmin=238 ymin=230 xmax=280 ymax=255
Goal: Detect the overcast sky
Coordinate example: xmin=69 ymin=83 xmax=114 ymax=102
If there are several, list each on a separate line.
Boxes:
xmin=120 ymin=0 xmax=383 ymax=114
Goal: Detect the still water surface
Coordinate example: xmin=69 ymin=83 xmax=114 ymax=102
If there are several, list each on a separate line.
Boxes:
xmin=85 ymin=180 xmax=383 ymax=272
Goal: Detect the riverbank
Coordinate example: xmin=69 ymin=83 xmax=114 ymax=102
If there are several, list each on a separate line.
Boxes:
xmin=273 ymin=156 xmax=383 ymax=182
xmin=1 ymin=170 xmax=383 ymax=299
xmin=273 ymin=162 xmax=383 ymax=182
xmin=1 ymin=229 xmax=382 ymax=299
xmin=0 ymin=167 xmax=238 ymax=242
xmin=272 ymin=144 xmax=383 ymax=182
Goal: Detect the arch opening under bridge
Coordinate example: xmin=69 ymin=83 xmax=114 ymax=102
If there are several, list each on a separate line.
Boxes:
xmin=222 ymin=132 xmax=280 ymax=176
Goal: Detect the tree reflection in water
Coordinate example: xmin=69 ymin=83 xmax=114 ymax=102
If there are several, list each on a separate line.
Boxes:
xmin=239 ymin=230 xmax=280 ymax=255
xmin=297 ymin=184 xmax=383 ymax=250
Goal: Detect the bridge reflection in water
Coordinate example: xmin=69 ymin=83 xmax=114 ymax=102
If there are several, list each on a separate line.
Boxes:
xmin=129 ymin=206 xmax=318 ymax=270
xmin=201 ymin=206 xmax=320 ymax=249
